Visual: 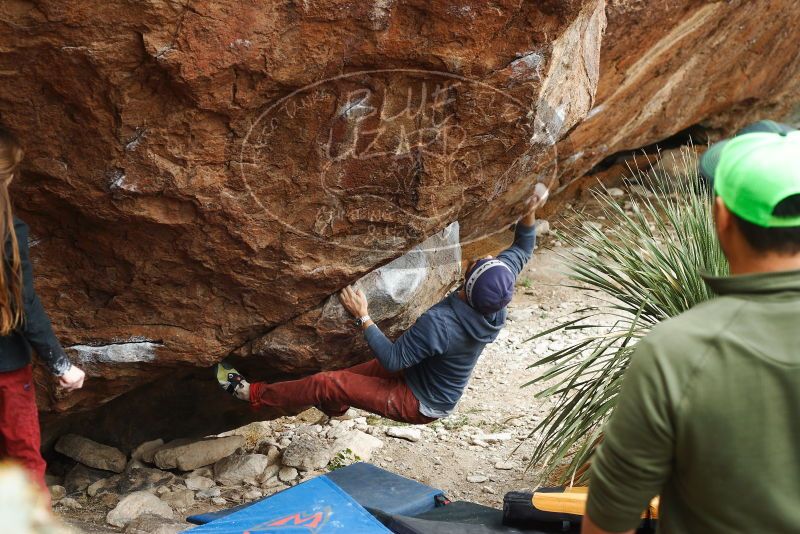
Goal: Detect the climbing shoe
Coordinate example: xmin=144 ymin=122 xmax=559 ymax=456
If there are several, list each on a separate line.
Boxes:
xmin=215 ymin=361 xmax=248 ymax=398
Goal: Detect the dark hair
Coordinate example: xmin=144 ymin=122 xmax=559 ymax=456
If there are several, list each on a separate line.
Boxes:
xmin=732 ymin=194 xmax=800 ymax=254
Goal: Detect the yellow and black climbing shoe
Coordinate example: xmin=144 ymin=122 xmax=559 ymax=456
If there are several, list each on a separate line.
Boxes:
xmin=215 ymin=361 xmax=245 ymax=396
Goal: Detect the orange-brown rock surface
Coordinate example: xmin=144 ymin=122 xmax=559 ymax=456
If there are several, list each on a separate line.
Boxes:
xmin=0 ymin=0 xmax=797 ymax=445
xmin=551 ymin=0 xmax=800 ymax=199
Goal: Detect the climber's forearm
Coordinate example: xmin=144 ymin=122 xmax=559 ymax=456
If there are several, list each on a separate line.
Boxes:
xmin=520 ymin=206 xmax=537 ymax=226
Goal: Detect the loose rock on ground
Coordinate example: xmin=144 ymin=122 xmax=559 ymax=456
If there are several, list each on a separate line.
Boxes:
xmin=153 ymin=436 xmax=245 ymax=471
xmin=55 ymin=434 xmax=127 ymax=473
xmin=107 ymin=491 xmax=173 ymax=527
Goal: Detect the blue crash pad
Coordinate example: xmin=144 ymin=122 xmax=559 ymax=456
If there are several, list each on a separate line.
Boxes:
xmin=187 ymin=463 xmax=444 ymax=525
xmin=187 ymin=475 xmax=390 ymax=533
xmin=326 ymin=462 xmax=444 ymax=517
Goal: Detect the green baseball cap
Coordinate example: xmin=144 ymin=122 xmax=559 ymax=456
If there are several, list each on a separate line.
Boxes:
xmin=699 ymin=122 xmax=800 ymax=228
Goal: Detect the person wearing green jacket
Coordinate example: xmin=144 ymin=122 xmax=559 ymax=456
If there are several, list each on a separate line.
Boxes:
xmin=583 ymin=121 xmax=800 ymax=534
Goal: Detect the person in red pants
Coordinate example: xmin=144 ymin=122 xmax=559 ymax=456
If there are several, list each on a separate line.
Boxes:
xmin=0 ymin=128 xmax=85 ymax=491
xmin=216 ymin=184 xmax=549 ymax=424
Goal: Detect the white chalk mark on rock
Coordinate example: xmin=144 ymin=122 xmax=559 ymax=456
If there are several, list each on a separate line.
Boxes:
xmin=69 ymin=341 xmax=162 ymax=364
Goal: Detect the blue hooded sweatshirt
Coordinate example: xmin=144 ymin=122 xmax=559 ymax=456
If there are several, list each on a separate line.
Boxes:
xmin=364 ymin=222 xmax=536 ymax=417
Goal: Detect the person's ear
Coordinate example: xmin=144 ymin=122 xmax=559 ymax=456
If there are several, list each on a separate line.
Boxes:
xmin=714 ymin=197 xmax=731 ymax=234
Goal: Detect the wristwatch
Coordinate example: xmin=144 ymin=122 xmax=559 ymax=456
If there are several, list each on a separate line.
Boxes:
xmin=355 ymin=315 xmax=371 ymax=327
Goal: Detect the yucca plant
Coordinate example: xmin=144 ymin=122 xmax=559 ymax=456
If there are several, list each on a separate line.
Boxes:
xmin=524 ymin=150 xmax=729 ymax=484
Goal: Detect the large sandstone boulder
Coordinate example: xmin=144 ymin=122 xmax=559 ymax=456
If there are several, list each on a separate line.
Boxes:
xmin=545 ymin=0 xmax=800 ymax=213
xmin=0 ymin=1 xmax=796 ymax=444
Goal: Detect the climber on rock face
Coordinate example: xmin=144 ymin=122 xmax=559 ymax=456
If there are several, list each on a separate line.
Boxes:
xmin=216 ymin=183 xmax=549 ymax=424
xmin=0 ymin=128 xmax=86 ymax=493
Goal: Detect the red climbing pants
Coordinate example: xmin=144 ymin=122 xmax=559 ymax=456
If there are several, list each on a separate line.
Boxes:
xmin=250 ymin=359 xmax=436 ymax=425
xmin=0 ymin=365 xmax=47 ymax=490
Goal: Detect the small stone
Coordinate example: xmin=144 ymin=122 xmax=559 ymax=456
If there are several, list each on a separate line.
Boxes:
xmin=607 ymin=187 xmax=624 ymax=197
xmin=132 ymin=439 xmax=165 ymax=463
xmin=55 ymin=434 xmax=127 ymax=473
xmin=331 ymin=430 xmax=384 ymax=461
xmin=211 ymin=497 xmax=227 ymax=506
xmin=59 ymin=497 xmax=82 ymax=509
xmin=213 ymin=453 xmax=271 ymax=486
xmin=189 ymin=466 xmax=214 ymax=478
xmin=243 ymin=488 xmax=263 ymax=501
xmin=101 ymin=493 xmax=121 ymax=508
xmin=281 ymin=432 xmax=331 ymax=471
xmin=117 ymin=467 xmax=176 ymax=494
xmin=260 ymin=464 xmax=281 ymax=483
xmin=124 ymin=514 xmax=191 ymax=534
xmin=87 ymin=474 xmax=122 ymax=497
xmin=45 ymin=474 xmax=63 ymax=486
xmin=466 ymin=474 xmax=488 ymax=484
xmin=534 ymin=219 xmax=551 ymax=235
xmin=197 ymin=487 xmax=222 ymax=499
xmin=160 ymin=489 xmax=195 ymax=510
xmin=154 ymin=436 xmax=245 ymax=471
xmin=262 ymin=476 xmax=285 ymax=490
xmin=64 ymin=463 xmax=115 ymax=495
xmin=296 ymin=407 xmax=328 ymax=424
xmin=385 ymin=427 xmax=421 ymax=442
xmin=332 ymin=408 xmax=359 ymax=421
xmin=126 ymin=459 xmax=148 ymax=471
xmin=482 ymin=486 xmax=496 ymax=495
xmin=260 ymin=464 xmax=283 ymax=482
xmin=185 ymin=475 xmax=214 ymax=491
xmin=265 ymin=446 xmax=281 ymax=465
xmin=278 ymin=467 xmax=298 ymax=482
xmin=299 ymin=470 xmax=322 ymax=482
xmin=326 ymin=424 xmax=350 ymax=441
xmin=494 ymin=461 xmax=515 ymax=470
xmin=107 ymin=491 xmax=173 ymax=527
xmin=473 ymin=433 xmax=512 ymax=443
xmin=156 ymin=486 xmax=171 ymax=495
xmin=48 ymin=485 xmax=66 ymax=501
xmin=470 ymin=437 xmax=489 ymax=448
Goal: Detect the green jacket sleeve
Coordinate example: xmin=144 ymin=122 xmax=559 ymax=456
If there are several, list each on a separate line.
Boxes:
xmin=586 ymin=339 xmax=675 ymax=532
